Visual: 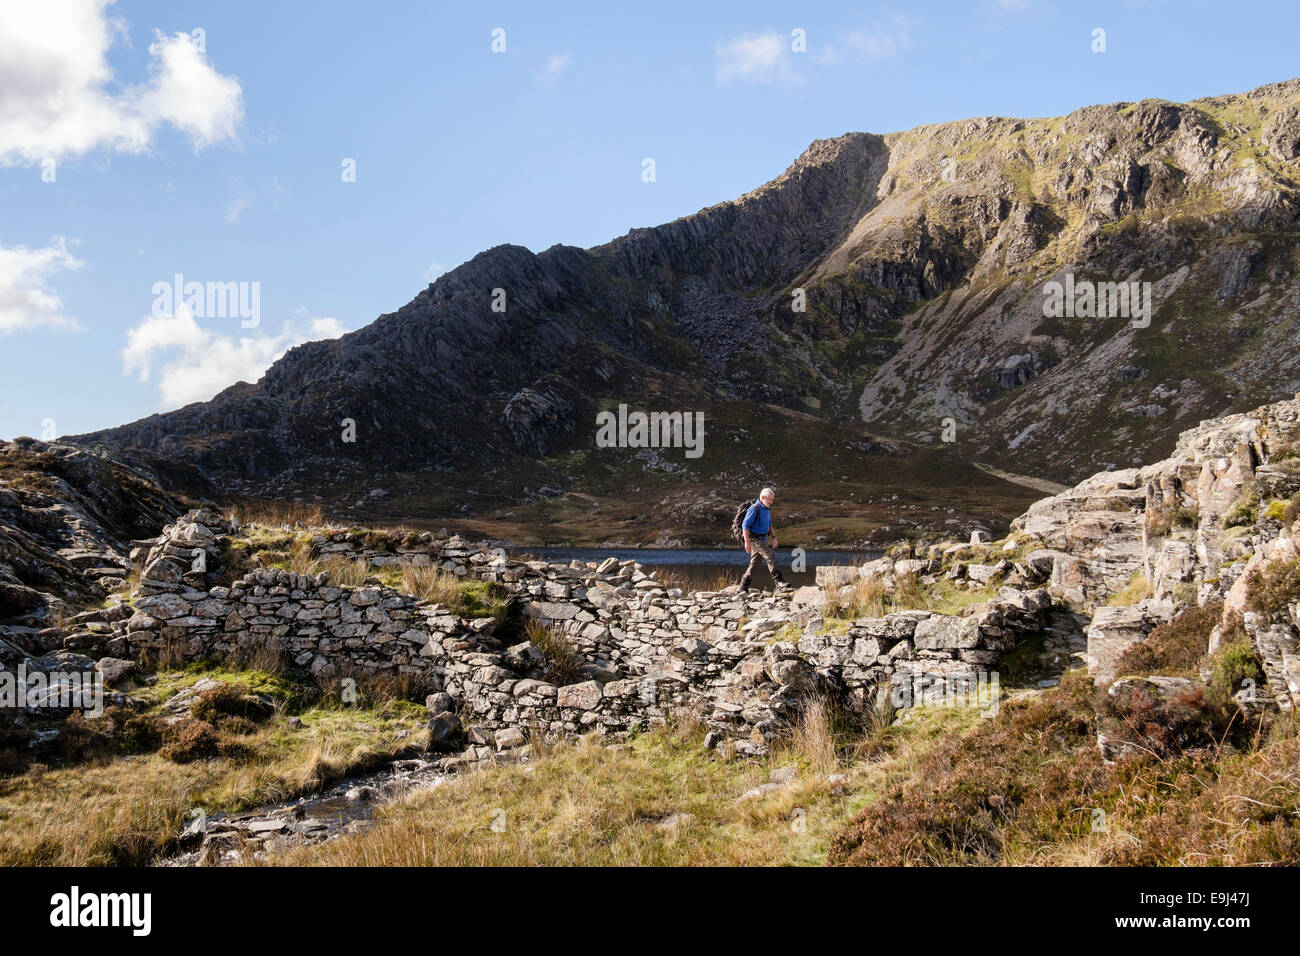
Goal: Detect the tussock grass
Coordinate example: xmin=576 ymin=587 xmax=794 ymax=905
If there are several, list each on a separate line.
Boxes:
xmin=653 ymin=567 xmax=737 ymax=593
xmin=1106 ymin=572 xmax=1154 ymax=607
xmin=825 ymin=575 xmax=920 ymax=618
xmin=304 ymin=557 xmax=371 ymax=588
xmin=524 ymin=618 xmax=584 ymax=685
xmin=824 ymin=572 xmax=994 ymax=620
xmin=229 ymin=499 xmax=325 ymax=528
xmin=400 ymin=565 xmax=468 ymax=606
xmin=789 ymin=696 xmax=839 ymax=777
xmin=401 ymin=566 xmax=506 ymax=620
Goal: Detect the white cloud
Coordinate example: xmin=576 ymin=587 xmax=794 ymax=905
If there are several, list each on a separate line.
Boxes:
xmin=0 ymin=0 xmax=243 ymax=166
xmin=224 ymin=192 xmax=252 ymax=223
xmin=715 ymin=32 xmax=803 ymax=86
xmin=423 ymin=262 xmax=448 ymax=282
xmin=305 ymin=316 xmax=347 ymax=338
xmin=816 ymin=17 xmax=913 ymax=65
xmin=537 ymin=53 xmax=573 ymax=82
xmin=0 ymin=237 xmax=84 ymax=333
xmin=122 ymin=310 xmax=347 ymax=409
xmin=134 ymin=29 xmax=243 ymax=148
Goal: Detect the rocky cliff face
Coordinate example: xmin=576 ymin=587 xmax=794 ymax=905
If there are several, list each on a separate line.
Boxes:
xmin=1007 ymin=391 xmax=1300 ymax=753
xmin=0 ymin=439 xmax=198 ymax=637
xmin=68 ymin=79 xmax=1300 ymax=536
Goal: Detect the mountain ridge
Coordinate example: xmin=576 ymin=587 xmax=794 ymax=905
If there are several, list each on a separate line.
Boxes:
xmin=68 ymin=77 xmax=1300 ymax=544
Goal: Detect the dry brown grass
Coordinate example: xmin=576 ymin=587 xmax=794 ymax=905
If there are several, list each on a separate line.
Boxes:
xmin=789 ymin=696 xmax=839 ymax=777
xmin=230 ymin=499 xmax=325 ymax=528
xmin=223 ymin=637 xmax=294 ymax=678
xmin=0 ymin=670 xmax=429 ymax=866
xmin=653 ymin=567 xmax=737 ymax=593
xmin=1106 ymin=572 xmax=1154 ymax=607
xmin=824 ymin=573 xmax=937 ymax=618
xmin=400 ymin=565 xmax=466 ymax=606
xmin=270 ymin=698 xmax=882 ymax=867
xmin=523 ymin=617 xmax=584 ymax=685
xmin=299 ymin=552 xmax=372 ymax=589
xmin=824 ymin=568 xmax=1004 ymax=621
xmin=400 ymin=565 xmax=505 ymax=620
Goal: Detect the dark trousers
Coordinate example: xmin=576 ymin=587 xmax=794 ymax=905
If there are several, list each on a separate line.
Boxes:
xmin=741 ymin=536 xmax=782 ymax=584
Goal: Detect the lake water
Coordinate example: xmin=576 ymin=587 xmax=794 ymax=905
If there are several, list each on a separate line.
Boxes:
xmin=509 ymin=547 xmax=876 ymax=590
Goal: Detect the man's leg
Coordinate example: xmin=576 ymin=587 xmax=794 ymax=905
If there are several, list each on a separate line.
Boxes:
xmin=738 ymin=548 xmax=762 ymax=590
xmin=751 ymin=537 xmax=783 ymax=588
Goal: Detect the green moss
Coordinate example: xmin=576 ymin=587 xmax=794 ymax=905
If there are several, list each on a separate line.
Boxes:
xmin=456 ymin=579 xmax=508 ymax=620
xmin=144 ymin=664 xmax=305 ymax=712
xmin=1106 ymin=572 xmax=1154 ymax=607
xmin=769 ymin=622 xmax=803 ymax=644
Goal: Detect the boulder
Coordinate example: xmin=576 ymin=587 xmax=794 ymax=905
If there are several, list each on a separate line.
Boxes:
xmin=95 ymin=657 xmax=137 ymax=687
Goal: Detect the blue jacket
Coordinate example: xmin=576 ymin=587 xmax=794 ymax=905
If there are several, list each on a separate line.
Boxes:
xmin=742 ymin=500 xmax=772 ymax=537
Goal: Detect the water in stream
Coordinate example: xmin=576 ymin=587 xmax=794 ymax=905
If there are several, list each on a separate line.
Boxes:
xmin=163 ymin=758 xmax=450 ymax=866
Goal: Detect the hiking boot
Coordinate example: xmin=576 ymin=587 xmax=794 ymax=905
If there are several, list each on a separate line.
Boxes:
xmin=772 ymin=571 xmax=792 ymax=592
xmin=738 ymin=575 xmax=753 ymax=593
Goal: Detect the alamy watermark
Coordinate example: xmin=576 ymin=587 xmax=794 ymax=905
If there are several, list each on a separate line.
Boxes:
xmin=1 ymin=663 xmax=104 ymax=717
xmin=595 ymin=404 xmax=704 ymax=459
xmin=49 ymin=886 xmax=150 ymax=936
xmin=1042 ymin=273 xmax=1151 ymax=328
xmin=890 ymin=669 xmax=1000 ymax=717
xmin=152 ymin=273 xmax=261 ymax=328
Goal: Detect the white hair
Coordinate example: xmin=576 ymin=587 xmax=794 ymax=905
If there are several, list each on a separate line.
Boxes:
xmin=759 ymin=487 xmax=775 ymax=499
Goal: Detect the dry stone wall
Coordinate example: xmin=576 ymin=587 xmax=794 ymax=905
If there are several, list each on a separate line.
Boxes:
xmin=97 ymin=509 xmax=1056 ymax=756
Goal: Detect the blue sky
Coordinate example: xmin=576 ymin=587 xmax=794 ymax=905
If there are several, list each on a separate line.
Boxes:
xmin=3 ymin=0 xmax=1299 ymax=440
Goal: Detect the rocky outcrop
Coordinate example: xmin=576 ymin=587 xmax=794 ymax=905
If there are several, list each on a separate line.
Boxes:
xmin=1011 ymin=393 xmax=1300 ymax=719
xmin=0 ymin=438 xmax=194 ymax=642
xmin=18 ymin=393 xmax=1300 ymax=765
xmin=1011 ymin=468 xmax=1147 ymax=606
xmin=501 ymin=388 xmax=573 ymax=455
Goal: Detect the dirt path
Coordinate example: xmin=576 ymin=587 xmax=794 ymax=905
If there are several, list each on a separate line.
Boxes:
xmin=973 ymin=462 xmax=1069 ymax=496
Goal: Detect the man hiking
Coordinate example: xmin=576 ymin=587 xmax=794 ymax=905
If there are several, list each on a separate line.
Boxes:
xmin=737 ymin=487 xmax=791 ymax=592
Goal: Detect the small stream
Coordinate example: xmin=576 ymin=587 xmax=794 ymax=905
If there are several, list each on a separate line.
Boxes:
xmin=163 ymin=757 xmax=451 ymax=866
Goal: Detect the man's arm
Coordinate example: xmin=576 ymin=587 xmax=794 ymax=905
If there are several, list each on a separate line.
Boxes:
xmin=743 ymin=528 xmax=753 ymax=553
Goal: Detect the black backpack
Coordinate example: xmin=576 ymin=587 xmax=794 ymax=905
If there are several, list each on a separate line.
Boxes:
xmin=730 ymin=502 xmax=752 ymax=543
